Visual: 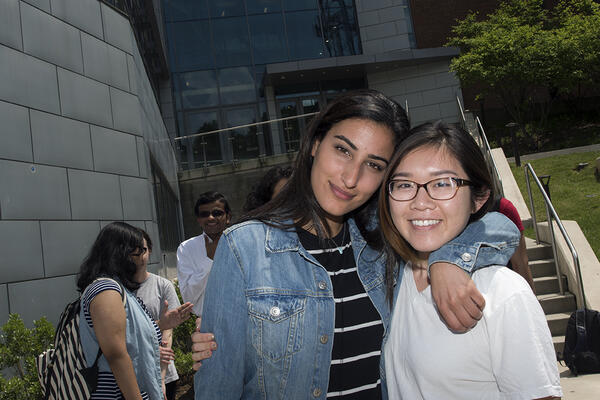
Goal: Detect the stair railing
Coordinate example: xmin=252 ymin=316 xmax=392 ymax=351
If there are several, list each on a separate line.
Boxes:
xmin=456 ymin=97 xmax=504 ymax=196
xmin=524 ymin=163 xmax=586 ymax=308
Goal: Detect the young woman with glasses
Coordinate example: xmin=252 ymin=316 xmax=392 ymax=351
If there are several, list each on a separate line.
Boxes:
xmin=192 ymin=91 xmax=519 ymax=399
xmin=379 ymin=121 xmax=561 ymax=399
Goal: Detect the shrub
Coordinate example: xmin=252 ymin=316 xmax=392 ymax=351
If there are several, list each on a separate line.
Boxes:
xmin=0 ymin=314 xmax=54 ymax=400
xmin=171 ymin=279 xmax=196 ymax=378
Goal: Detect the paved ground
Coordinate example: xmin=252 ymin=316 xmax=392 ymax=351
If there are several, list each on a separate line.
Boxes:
xmin=507 ymin=143 xmax=600 ymax=163
xmin=558 ymin=363 xmax=600 ymax=399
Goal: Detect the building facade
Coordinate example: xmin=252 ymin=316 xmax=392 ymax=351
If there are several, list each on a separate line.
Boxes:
xmin=0 ymin=0 xmax=180 ymax=326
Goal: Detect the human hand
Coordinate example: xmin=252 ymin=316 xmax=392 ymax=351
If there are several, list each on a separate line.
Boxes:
xmin=191 ymin=317 xmax=217 ymax=371
xmin=159 ymin=341 xmax=175 ymax=366
xmin=429 ymin=262 xmax=485 ymax=332
xmin=159 ymin=300 xmax=193 ymax=331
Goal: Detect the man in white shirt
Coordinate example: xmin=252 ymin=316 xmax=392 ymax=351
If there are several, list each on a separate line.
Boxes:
xmin=177 ymin=191 xmax=231 ymax=316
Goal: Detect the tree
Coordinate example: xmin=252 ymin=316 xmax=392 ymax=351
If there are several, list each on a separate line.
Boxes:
xmin=447 ymin=0 xmax=600 ymax=132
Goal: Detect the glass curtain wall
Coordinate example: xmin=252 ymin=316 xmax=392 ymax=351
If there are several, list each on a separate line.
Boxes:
xmin=163 ymin=0 xmax=362 ymax=170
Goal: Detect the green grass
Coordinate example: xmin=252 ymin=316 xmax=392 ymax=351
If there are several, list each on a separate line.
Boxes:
xmin=509 ymin=151 xmax=600 ymax=260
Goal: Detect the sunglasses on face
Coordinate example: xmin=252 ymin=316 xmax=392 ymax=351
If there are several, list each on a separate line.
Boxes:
xmin=197 ymin=209 xmax=226 ymax=218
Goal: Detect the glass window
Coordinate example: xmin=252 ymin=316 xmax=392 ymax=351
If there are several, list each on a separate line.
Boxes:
xmin=225 ymin=107 xmax=260 ymax=160
xmin=163 ymin=0 xmax=209 ymax=21
xmin=246 ymin=0 xmax=282 ymax=14
xmin=208 ymin=0 xmax=245 ymax=17
xmin=168 ymin=21 xmax=213 ymax=71
xmin=179 ymin=70 xmax=219 ymax=108
xmin=283 ymin=0 xmax=316 ymax=11
xmin=186 ymin=111 xmax=223 ymax=166
xmin=212 ymin=17 xmax=252 ymax=68
xmin=248 ymin=14 xmax=288 ymax=64
xmin=278 ymin=101 xmax=300 ymax=152
xmin=321 ymin=6 xmax=361 ymax=56
xmin=218 ymin=66 xmax=256 ymax=105
xmin=285 ymin=10 xmax=325 ymax=60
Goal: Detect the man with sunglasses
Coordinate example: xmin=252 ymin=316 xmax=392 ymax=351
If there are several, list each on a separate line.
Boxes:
xmin=177 ymin=191 xmax=231 ymax=316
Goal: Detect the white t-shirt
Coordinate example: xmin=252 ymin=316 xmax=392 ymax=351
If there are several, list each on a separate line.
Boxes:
xmin=176 ymin=233 xmax=213 ymax=316
xmin=135 ymin=273 xmax=180 ymax=384
xmin=384 ymin=264 xmax=562 ymax=400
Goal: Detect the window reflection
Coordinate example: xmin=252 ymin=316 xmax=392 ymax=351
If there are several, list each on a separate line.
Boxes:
xmin=218 ymin=67 xmax=256 ymax=105
xmin=321 ymin=6 xmax=361 ymax=56
xmin=283 ymin=0 xmax=317 ymax=11
xmin=168 ymin=21 xmax=213 ymax=71
xmin=246 ymin=0 xmax=282 ymax=14
xmin=164 ymin=0 xmax=209 ymax=21
xmin=208 ymin=0 xmax=245 ymax=17
xmin=248 ymin=14 xmax=288 ymax=64
xmin=286 ymin=10 xmax=325 ymax=59
xmin=186 ymin=111 xmax=222 ymax=166
xmin=180 ymin=70 xmax=219 ymax=108
xmin=225 ymin=108 xmax=260 ymax=160
xmin=212 ymin=17 xmax=252 ymax=67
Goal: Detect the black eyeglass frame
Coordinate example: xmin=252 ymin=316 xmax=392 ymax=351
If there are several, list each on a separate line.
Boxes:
xmin=387 ymin=177 xmax=473 ymax=201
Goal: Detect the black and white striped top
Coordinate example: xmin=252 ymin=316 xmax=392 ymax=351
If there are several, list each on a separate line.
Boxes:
xmin=82 ymin=279 xmax=161 ymax=400
xmin=298 ymin=225 xmax=383 ymax=400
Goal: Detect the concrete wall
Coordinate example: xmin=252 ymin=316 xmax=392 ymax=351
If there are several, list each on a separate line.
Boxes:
xmin=368 ymin=59 xmax=463 ymax=126
xmin=355 ymin=0 xmax=414 ymax=54
xmin=0 ymin=0 xmax=178 ymax=327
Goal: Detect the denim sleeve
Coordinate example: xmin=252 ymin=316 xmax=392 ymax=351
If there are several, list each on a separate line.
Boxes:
xmin=194 ymin=233 xmax=247 ymax=399
xmin=428 ymin=211 xmax=521 ymax=274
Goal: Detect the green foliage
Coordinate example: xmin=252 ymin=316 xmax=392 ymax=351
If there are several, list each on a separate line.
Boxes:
xmin=0 ymin=314 xmax=54 ymax=400
xmin=171 ymin=279 xmax=196 ymax=378
xmin=448 ymin=0 xmax=600 ymax=129
xmin=510 ymin=151 xmax=600 ymax=259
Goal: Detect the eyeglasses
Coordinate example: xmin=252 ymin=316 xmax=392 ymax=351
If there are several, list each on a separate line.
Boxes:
xmin=197 ymin=209 xmax=226 ymax=218
xmin=387 ymin=177 xmax=473 ymax=201
xmin=131 ymin=247 xmax=148 ymax=257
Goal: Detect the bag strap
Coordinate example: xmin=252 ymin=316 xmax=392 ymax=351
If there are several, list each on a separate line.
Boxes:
xmin=574 ymin=309 xmax=588 ymax=353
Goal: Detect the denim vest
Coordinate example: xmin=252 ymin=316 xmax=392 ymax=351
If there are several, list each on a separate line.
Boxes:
xmin=79 ymin=280 xmax=163 ymax=400
xmin=194 ymin=212 xmax=519 ymax=399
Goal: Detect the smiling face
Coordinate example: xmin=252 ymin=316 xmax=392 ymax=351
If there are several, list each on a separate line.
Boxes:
xmin=389 ymin=145 xmax=488 ymax=261
xmin=196 ymin=200 xmax=230 ymax=238
xmin=310 ymin=118 xmax=394 ymax=232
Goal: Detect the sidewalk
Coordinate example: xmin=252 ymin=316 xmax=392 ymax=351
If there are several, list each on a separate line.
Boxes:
xmin=506 ymin=143 xmax=600 ymax=163
xmin=559 ymin=363 xmax=600 ymax=399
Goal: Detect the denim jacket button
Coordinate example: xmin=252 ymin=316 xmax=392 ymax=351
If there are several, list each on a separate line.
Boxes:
xmin=461 ymin=252 xmax=472 ymax=262
xmin=318 ymin=281 xmax=327 ymax=290
xmin=313 ymin=388 xmax=322 ymax=397
xmin=319 ymin=334 xmax=328 ymax=344
xmin=269 ymin=306 xmax=281 ymax=317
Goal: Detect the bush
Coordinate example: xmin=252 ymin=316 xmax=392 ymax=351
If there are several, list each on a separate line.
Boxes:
xmin=0 ymin=314 xmax=54 ymax=400
xmin=171 ymin=280 xmax=196 ymax=378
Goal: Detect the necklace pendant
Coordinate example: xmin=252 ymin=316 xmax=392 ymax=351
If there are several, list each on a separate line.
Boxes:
xmin=337 ymin=247 xmax=343 ymax=254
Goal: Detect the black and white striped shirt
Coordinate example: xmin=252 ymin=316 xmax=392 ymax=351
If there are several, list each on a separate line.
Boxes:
xmin=298 ymin=225 xmax=383 ymax=400
xmin=82 ymin=279 xmax=161 ymax=400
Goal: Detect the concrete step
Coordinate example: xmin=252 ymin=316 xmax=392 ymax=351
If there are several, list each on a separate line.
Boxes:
xmin=534 ymin=275 xmax=568 ymax=295
xmin=529 ymin=259 xmax=557 ymax=278
xmin=538 ymin=292 xmax=577 ymax=315
xmin=546 ymin=312 xmax=571 ymax=336
xmin=553 ymin=335 xmax=566 ymax=356
xmin=525 ymin=238 xmax=553 ymax=260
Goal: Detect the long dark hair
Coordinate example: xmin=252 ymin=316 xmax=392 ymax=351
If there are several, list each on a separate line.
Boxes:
xmin=242 ymin=166 xmax=293 ymax=212
xmin=378 ymin=121 xmax=495 ymax=304
xmin=76 ymin=222 xmax=144 ymax=292
xmin=242 ymin=89 xmax=409 ymax=242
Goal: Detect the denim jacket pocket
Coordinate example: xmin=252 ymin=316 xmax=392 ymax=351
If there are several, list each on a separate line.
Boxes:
xmin=248 ymin=294 xmax=306 ymax=363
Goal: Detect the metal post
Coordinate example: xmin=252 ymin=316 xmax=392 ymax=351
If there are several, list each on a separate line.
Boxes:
xmin=506 ymin=122 xmax=520 ymax=167
xmin=524 ymin=166 xmax=540 ymax=244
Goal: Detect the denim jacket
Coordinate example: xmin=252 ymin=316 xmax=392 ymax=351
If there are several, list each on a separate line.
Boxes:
xmin=80 ymin=280 xmax=163 ymax=400
xmin=194 ymin=212 xmax=519 ymax=399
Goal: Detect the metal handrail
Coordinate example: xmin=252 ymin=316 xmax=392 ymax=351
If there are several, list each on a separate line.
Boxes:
xmin=455 ymin=96 xmax=504 ymax=196
xmin=524 ymin=163 xmax=586 ymax=308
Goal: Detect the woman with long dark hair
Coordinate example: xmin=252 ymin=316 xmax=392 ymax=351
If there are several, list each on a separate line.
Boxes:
xmin=77 ymin=222 xmax=186 ymax=400
xmin=192 ymin=90 xmax=519 ymax=399
xmin=379 ymin=122 xmax=561 ymax=399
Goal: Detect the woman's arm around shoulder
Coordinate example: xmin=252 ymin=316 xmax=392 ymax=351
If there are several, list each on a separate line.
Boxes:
xmin=89 ymin=289 xmax=144 ymax=400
